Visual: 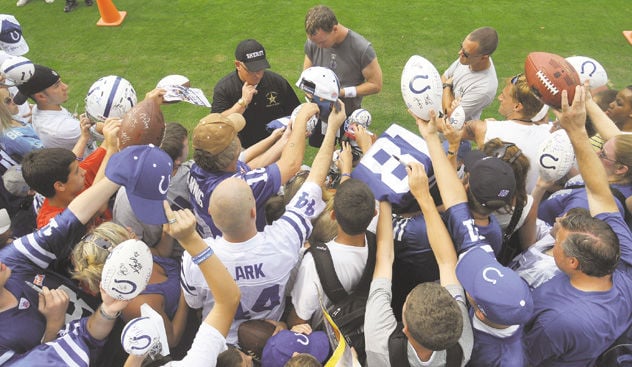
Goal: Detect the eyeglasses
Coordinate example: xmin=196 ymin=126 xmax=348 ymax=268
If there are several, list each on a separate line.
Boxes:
xmin=460 ymin=44 xmax=472 ymax=58
xmin=598 ymin=149 xmax=624 ymax=166
xmin=491 ymin=142 xmax=522 ymax=164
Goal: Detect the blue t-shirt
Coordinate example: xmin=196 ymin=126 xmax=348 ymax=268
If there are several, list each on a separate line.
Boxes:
xmin=0 ymin=125 xmax=43 ymax=161
xmin=469 ymin=325 xmax=525 ymax=367
xmin=142 ymin=255 xmax=181 ymax=319
xmin=188 ymin=161 xmax=281 ymax=238
xmin=0 ymin=210 xmax=98 ymax=363
xmin=538 ymin=182 xmax=632 ymax=225
xmin=523 ymin=212 xmax=632 ymax=366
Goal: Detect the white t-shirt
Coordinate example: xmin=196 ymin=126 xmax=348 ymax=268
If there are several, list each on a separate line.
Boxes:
xmin=167 ymin=323 xmax=227 ymax=367
xmin=290 ymin=239 xmax=369 ymax=328
xmin=484 ymin=119 xmax=552 ymax=192
xmin=31 ymin=106 xmax=96 ymax=154
xmin=181 ymin=181 xmax=324 ymax=344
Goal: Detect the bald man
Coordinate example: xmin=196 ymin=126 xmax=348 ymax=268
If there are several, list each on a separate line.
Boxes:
xmin=181 ymin=100 xmax=347 ymax=345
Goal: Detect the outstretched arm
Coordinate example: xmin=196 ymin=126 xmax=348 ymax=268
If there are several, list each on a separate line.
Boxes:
xmin=306 ymin=100 xmax=346 ymax=185
xmin=372 ymin=200 xmax=394 ymax=280
xmin=559 ymin=86 xmax=618 ymax=215
xmin=277 ymin=103 xmax=320 ymax=184
xmin=407 ymin=162 xmax=459 ymax=286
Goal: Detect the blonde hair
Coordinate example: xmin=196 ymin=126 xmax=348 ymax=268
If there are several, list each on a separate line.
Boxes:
xmin=309 ymin=194 xmax=337 ymax=244
xmin=71 ymin=222 xmax=132 ymax=294
xmin=0 ymin=88 xmax=14 ymax=132
xmin=509 ymin=74 xmax=544 ymax=120
xmin=614 ymin=134 xmax=632 ymax=181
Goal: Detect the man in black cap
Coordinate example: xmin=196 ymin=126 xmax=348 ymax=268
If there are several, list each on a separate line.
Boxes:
xmin=211 ymin=39 xmax=300 ymax=148
xmin=13 ymin=64 xmax=95 ymax=156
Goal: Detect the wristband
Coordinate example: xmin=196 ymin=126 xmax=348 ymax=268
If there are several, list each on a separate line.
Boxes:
xmin=192 ymin=246 xmax=214 ymax=265
xmin=343 ymin=87 xmax=357 ymax=98
xmin=341 ymin=173 xmax=351 ymax=178
xmin=99 ymin=305 xmax=121 ymax=321
xmin=447 ymin=150 xmax=456 ymax=156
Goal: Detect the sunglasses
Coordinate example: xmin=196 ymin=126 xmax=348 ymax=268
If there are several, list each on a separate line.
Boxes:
xmin=80 ymin=233 xmax=114 ymax=251
xmin=460 ymin=44 xmax=472 ymax=58
xmin=510 ymin=73 xmax=524 ymax=85
xmin=490 ymin=142 xmax=522 ymax=164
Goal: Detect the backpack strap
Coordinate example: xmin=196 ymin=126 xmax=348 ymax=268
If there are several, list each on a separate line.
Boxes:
xmin=388 ymin=322 xmax=463 ymax=367
xmin=308 ymin=241 xmax=349 ymax=303
xmin=388 ymin=323 xmax=410 ymax=367
xmin=308 ymin=231 xmax=378 ymax=303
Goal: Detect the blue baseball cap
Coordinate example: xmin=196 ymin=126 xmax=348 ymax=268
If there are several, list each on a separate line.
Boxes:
xmin=456 ymin=246 xmax=533 ymax=325
xmin=261 ymin=330 xmax=330 ymax=367
xmin=105 ymin=144 xmax=173 ymax=225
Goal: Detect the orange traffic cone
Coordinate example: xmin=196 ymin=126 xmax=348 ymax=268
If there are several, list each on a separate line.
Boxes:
xmin=624 ymin=31 xmax=632 ymax=46
xmin=96 ymin=0 xmax=126 ymax=27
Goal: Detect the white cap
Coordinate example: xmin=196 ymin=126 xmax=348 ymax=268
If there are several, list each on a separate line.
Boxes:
xmin=0 ymin=208 xmax=10 ymax=234
xmin=0 ymin=15 xmax=29 ymax=56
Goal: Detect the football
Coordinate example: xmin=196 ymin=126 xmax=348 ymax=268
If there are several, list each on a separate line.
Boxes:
xmin=237 ymin=319 xmax=276 ymax=359
xmin=565 ymin=56 xmax=608 ymax=90
xmin=401 ymin=55 xmax=443 ymax=120
xmin=101 ymin=239 xmax=153 ymax=301
xmin=524 ymin=52 xmax=581 ymax=109
xmin=537 ymin=129 xmax=575 ymax=182
xmin=121 ymin=304 xmax=169 ymax=357
xmin=85 ymin=75 xmax=137 ymax=123
xmin=0 ymin=56 xmax=34 ymax=85
xmin=118 ymin=97 xmax=165 ymax=149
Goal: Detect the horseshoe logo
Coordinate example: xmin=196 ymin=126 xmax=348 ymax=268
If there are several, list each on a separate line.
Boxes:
xmin=130 ymin=335 xmax=151 ymax=350
xmin=111 ymin=278 xmax=137 ymax=295
xmin=540 ymin=153 xmax=559 ymax=170
xmin=482 ymin=267 xmax=503 ymax=285
xmin=409 ymin=75 xmax=430 ymax=94
xmin=158 ymin=175 xmax=169 ymax=195
xmin=580 ymin=61 xmax=597 ymax=77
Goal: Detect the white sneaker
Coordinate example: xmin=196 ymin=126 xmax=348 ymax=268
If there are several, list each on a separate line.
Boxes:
xmin=44 ymin=0 xmax=55 ymax=3
xmin=16 ymin=0 xmax=29 ymax=6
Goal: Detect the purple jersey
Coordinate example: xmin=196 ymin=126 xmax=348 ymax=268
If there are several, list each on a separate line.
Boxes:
xmin=0 ymin=210 xmax=99 ymax=362
xmin=188 ymin=160 xmax=281 ymax=238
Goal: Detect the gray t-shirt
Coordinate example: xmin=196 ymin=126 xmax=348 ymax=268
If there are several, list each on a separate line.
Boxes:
xmin=364 ymin=278 xmax=473 ymax=366
xmin=443 ymin=59 xmax=498 ymax=121
xmin=305 ymin=29 xmax=376 ymax=112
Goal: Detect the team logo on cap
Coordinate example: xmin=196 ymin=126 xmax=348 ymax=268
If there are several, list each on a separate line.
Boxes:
xmin=0 ymin=19 xmax=22 ymax=44
xmin=482 ymin=267 xmax=503 ymax=285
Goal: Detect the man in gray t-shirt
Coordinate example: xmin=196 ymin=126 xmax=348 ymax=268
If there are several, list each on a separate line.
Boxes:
xmin=302 ymin=5 xmax=382 ymax=147
xmin=442 ymin=27 xmax=499 ymax=122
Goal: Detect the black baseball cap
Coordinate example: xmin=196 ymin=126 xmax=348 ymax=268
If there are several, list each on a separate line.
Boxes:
xmin=13 ymin=64 xmax=60 ymax=105
xmin=235 ymin=39 xmax=270 ymax=72
xmin=463 ymin=150 xmax=516 ymax=209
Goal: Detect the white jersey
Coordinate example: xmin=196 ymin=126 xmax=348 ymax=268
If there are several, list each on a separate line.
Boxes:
xmin=181 ymin=181 xmax=325 ymax=344
xmin=290 ymin=239 xmax=369 ymax=328
xmin=31 ymin=106 xmax=96 ymax=154
xmin=484 ymin=119 xmax=552 ymax=192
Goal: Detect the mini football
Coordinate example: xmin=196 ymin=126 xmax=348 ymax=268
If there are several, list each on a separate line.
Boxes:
xmin=524 ymin=52 xmax=581 ymax=109
xmin=101 ymin=239 xmax=153 ymax=301
xmin=85 ymin=75 xmax=137 ymax=123
xmin=238 ymin=319 xmax=276 ymax=359
xmin=0 ymin=56 xmax=34 ymax=85
xmin=565 ymin=56 xmax=608 ymax=90
xmin=447 ymin=105 xmax=465 ymax=130
xmin=537 ymin=129 xmax=575 ymax=182
xmin=401 ymin=55 xmax=443 ymax=120
xmin=118 ymin=98 xmax=165 ymax=149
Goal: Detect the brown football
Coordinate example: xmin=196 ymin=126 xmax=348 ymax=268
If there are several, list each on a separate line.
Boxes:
xmin=237 ymin=319 xmax=276 ymax=359
xmin=118 ymin=98 xmax=165 ymax=149
xmin=524 ymin=51 xmax=580 ymax=109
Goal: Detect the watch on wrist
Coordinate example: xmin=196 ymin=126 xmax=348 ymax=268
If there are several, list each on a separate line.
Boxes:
xmin=442 ymin=83 xmax=453 ymax=90
xmin=237 ymin=98 xmax=248 ymax=108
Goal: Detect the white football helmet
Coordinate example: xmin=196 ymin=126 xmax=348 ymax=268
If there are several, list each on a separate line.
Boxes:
xmin=85 ymin=75 xmax=137 ymax=122
xmin=295 ymin=66 xmax=340 ymax=102
xmin=0 ymin=56 xmax=34 ymax=86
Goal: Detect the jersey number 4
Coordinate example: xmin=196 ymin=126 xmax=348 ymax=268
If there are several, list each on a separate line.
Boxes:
xmin=234 ymin=284 xmax=281 ymax=320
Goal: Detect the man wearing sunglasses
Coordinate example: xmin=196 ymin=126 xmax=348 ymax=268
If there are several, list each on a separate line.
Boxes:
xmin=442 ymin=27 xmax=499 ymax=122
xmin=211 ymin=39 xmax=300 ymax=149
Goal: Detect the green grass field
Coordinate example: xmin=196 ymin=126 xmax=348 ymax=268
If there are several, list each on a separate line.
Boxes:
xmin=9 ymin=0 xmax=632 ymax=160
